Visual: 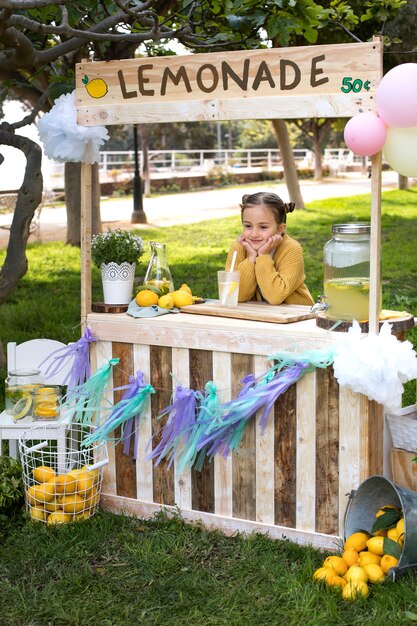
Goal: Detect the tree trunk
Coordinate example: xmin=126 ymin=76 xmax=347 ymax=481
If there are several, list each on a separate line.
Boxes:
xmin=399 ymin=174 xmax=409 ymax=190
xmin=0 ymin=128 xmax=43 ymax=304
xmin=138 ymin=125 xmax=151 ymax=196
xmin=271 ymin=119 xmax=304 ymax=209
xmin=65 ymin=162 xmax=102 ymax=246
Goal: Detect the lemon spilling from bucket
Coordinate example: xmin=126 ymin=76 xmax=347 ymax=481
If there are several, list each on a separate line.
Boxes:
xmin=312 ymin=504 xmax=403 ymax=600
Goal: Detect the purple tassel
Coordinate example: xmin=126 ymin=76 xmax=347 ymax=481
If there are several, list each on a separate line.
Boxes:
xmin=39 ymin=327 xmax=97 ymax=396
xmin=147 ymin=385 xmax=197 ymax=468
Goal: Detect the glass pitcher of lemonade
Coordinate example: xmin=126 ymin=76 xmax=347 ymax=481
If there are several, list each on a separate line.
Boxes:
xmin=323 ymin=223 xmax=377 ymax=321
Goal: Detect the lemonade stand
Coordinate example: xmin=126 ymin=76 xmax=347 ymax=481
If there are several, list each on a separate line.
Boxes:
xmin=71 ymin=39 xmax=412 ymax=550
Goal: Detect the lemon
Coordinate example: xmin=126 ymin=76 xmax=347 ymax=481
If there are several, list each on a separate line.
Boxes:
xmin=158 ymin=294 xmax=175 ymax=310
xmin=323 ymin=555 xmax=348 ymax=576
xmin=172 ymin=289 xmax=193 ymax=307
xmin=44 ymin=499 xmax=62 ymax=513
xmin=83 ymin=76 xmax=108 ymax=99
xmin=12 ymin=394 xmax=32 ymax=420
xmin=342 ymin=548 xmax=359 ymax=567
xmin=375 ymin=505 xmax=399 ymax=518
xmin=26 ymin=485 xmax=38 ymax=506
xmin=29 ymin=507 xmax=46 ymax=522
xmin=32 ymin=465 xmax=56 ymax=484
xmin=32 ymin=482 xmax=56 ymax=504
xmin=342 ymin=580 xmax=369 ymax=600
xmin=373 ymin=529 xmax=388 ymax=537
xmin=58 ymin=494 xmax=85 ymax=514
xmin=34 ymin=401 xmax=59 ymax=418
xmin=312 ymin=567 xmax=333 ymax=583
xmin=51 ymin=473 xmax=77 ymax=495
xmin=357 ymin=552 xmax=380 ymax=567
xmin=363 ymin=563 xmax=386 ymax=584
xmin=180 ymin=283 xmax=192 ymax=295
xmin=396 ymin=517 xmax=405 ymax=536
xmin=75 ymin=474 xmax=96 ymax=495
xmin=136 ymin=289 xmax=159 ymax=307
xmin=47 ymin=511 xmax=72 ymax=525
xmin=344 ymin=532 xmax=370 ymax=553
xmin=380 ymin=554 xmax=399 ymax=574
xmin=366 ymin=536 xmax=385 ymax=556
xmin=327 ymin=574 xmax=347 ymax=589
xmin=84 ymin=491 xmax=101 ymax=509
xmin=344 ymin=565 xmax=368 ymax=584
xmin=387 ymin=527 xmax=399 ymax=542
xmin=74 ymin=511 xmax=92 ymax=521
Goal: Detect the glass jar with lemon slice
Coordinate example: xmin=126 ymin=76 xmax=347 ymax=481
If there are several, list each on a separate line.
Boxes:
xmin=33 ymin=386 xmax=62 ymax=420
xmin=5 ymin=369 xmax=42 ymax=421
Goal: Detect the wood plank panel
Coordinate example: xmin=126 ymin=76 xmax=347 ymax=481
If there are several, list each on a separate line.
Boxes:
xmin=172 ymin=348 xmax=192 ymax=509
xmin=338 ymin=386 xmax=361 ymax=534
xmin=296 ymin=371 xmax=316 ymax=531
xmin=133 ymin=344 xmax=153 ymax=502
xmin=231 ymin=353 xmax=256 ymax=520
xmin=190 ymin=349 xmax=214 ymax=513
xmin=255 ymin=356 xmax=275 ymax=525
xmin=93 ymin=341 xmax=117 ymax=495
xmin=213 ymin=351 xmax=232 ymax=517
xmin=368 ymin=400 xmax=384 ymax=476
xmin=315 ymin=366 xmax=339 ymax=535
xmin=150 ymin=345 xmax=174 ymax=505
xmin=391 ymin=448 xmax=417 ymax=491
xmin=274 ymin=383 xmax=296 ymax=528
xmin=112 ymin=342 xmax=136 ymax=499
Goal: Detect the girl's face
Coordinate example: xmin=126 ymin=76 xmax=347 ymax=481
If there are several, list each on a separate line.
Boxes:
xmin=242 ymin=205 xmax=285 ymax=251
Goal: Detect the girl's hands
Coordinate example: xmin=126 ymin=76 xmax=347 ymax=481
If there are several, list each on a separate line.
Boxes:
xmin=257 ymin=233 xmax=283 ymax=256
xmin=237 ymin=235 xmax=257 ymax=262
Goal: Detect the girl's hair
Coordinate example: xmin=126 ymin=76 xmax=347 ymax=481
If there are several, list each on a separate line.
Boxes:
xmin=240 ymin=192 xmax=295 ymax=225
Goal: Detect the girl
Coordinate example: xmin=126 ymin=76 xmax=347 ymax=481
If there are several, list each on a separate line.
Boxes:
xmin=225 ymin=191 xmax=314 ymax=306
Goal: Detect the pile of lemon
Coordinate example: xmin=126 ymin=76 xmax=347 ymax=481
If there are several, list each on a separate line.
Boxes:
xmin=135 ymin=281 xmax=199 ymax=310
xmin=25 ymin=464 xmax=101 ymax=525
xmin=313 ymin=505 xmax=404 ymax=600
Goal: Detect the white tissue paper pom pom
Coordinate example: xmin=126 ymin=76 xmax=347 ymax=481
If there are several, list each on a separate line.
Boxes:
xmin=333 ymin=321 xmax=417 ymax=411
xmin=37 ymin=91 xmax=109 ymax=164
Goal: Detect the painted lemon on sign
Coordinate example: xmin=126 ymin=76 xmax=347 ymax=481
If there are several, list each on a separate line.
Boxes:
xmin=82 ymin=74 xmax=108 ymax=99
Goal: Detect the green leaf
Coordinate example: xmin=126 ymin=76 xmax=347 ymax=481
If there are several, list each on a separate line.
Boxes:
xmin=383 ymin=537 xmax=402 ymax=559
xmin=404 ymin=612 xmax=417 ymax=622
xmin=371 ymin=508 xmax=402 ymax=533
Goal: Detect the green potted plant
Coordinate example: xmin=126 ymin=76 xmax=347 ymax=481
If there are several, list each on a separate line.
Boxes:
xmin=91 ymin=228 xmax=144 ymax=304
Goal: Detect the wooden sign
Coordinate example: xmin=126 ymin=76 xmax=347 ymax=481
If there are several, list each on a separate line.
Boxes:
xmin=76 ymin=41 xmax=382 ymax=126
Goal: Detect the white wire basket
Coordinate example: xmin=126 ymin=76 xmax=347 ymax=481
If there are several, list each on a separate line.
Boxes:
xmin=386 ymin=405 xmax=417 ymax=453
xmin=18 ymin=423 xmax=108 ymax=524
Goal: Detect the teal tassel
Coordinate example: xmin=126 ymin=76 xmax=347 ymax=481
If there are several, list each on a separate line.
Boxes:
xmin=61 ymin=358 xmax=119 ymax=426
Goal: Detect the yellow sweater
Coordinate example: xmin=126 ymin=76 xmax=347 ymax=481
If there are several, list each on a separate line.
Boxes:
xmin=225 ymin=234 xmax=314 ymax=306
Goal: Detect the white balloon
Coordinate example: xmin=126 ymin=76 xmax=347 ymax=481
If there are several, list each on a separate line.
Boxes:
xmin=383 ymin=125 xmax=417 ymax=178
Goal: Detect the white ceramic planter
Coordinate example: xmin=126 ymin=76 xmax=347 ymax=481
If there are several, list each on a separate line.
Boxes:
xmin=101 ymin=262 xmax=135 ymax=305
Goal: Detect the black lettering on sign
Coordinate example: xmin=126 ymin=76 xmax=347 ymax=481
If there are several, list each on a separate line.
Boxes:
xmin=161 ymin=66 xmax=192 ymax=96
xmin=252 ymin=61 xmax=276 ymax=90
xmin=311 ymin=55 xmax=329 ymax=88
xmin=280 ymin=60 xmax=301 ymax=90
xmin=222 ymin=59 xmax=250 ymax=91
xmin=118 ymin=69 xmax=138 ymax=99
xmin=138 ymin=64 xmax=155 ymax=96
xmin=196 ymin=64 xmax=219 ymax=93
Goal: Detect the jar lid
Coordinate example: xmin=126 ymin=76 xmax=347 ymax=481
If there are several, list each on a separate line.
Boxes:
xmin=332 ymin=223 xmax=370 ymax=234
xmin=8 ymin=368 xmax=41 ymax=376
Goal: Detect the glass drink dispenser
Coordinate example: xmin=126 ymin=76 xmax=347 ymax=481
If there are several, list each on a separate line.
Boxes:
xmin=323 ymin=223 xmax=373 ymax=321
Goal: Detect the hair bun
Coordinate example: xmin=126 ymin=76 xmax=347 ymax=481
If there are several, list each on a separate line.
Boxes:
xmin=284 ymin=202 xmax=296 ymax=213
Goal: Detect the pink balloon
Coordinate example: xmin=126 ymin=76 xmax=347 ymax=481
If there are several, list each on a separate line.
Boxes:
xmin=343 ymin=113 xmax=387 ymax=157
xmin=376 ymin=63 xmax=417 ymax=128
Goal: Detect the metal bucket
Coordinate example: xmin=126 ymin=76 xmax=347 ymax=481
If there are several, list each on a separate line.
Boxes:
xmin=344 ymin=475 xmax=417 ymax=580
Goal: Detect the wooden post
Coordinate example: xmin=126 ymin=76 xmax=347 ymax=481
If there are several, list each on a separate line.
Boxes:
xmin=81 ymin=162 xmax=92 ymax=329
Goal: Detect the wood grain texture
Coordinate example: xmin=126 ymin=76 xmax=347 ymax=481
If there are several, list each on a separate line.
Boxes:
xmin=296 ymin=371 xmax=316 ymax=531
xmin=212 ymin=351 xmax=233 ymax=517
xmin=133 ymin=344 xmax=153 ymax=502
xmin=172 ymin=348 xmax=192 ymax=509
xmin=231 ymin=353 xmax=256 ymax=520
xmin=338 ymin=386 xmax=361 ymax=534
xmin=255 ymin=356 xmax=275 ymax=525
xmin=315 ymin=366 xmax=339 ymax=535
xmin=181 ymin=302 xmax=315 ymax=324
xmin=190 ymin=349 xmax=214 ymax=513
xmin=112 ymin=342 xmax=136 ymax=499
xmin=80 ymin=163 xmax=92 ymax=327
xmin=391 ymin=448 xmax=417 ymax=491
xmin=274 ymin=384 xmax=296 ymax=528
xmin=367 ymin=400 xmax=384 ymax=476
xmin=93 ymin=341 xmax=117 ymax=495
xmin=150 ymin=345 xmax=174 ymax=505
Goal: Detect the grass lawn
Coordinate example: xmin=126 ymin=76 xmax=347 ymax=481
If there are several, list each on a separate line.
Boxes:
xmin=1 ymin=186 xmax=417 ymax=625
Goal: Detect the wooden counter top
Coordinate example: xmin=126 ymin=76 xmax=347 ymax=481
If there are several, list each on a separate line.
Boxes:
xmin=87 ymin=309 xmax=338 ymax=357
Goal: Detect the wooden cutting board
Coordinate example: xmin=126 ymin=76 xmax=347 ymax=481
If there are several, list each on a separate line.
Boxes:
xmin=180 ymin=300 xmax=316 ymax=324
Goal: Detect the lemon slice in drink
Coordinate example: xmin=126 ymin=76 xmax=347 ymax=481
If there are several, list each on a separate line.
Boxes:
xmin=13 ymin=395 xmax=32 ymax=420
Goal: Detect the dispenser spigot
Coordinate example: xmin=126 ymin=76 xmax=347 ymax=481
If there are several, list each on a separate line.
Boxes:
xmin=310 ymin=295 xmax=329 ymax=314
